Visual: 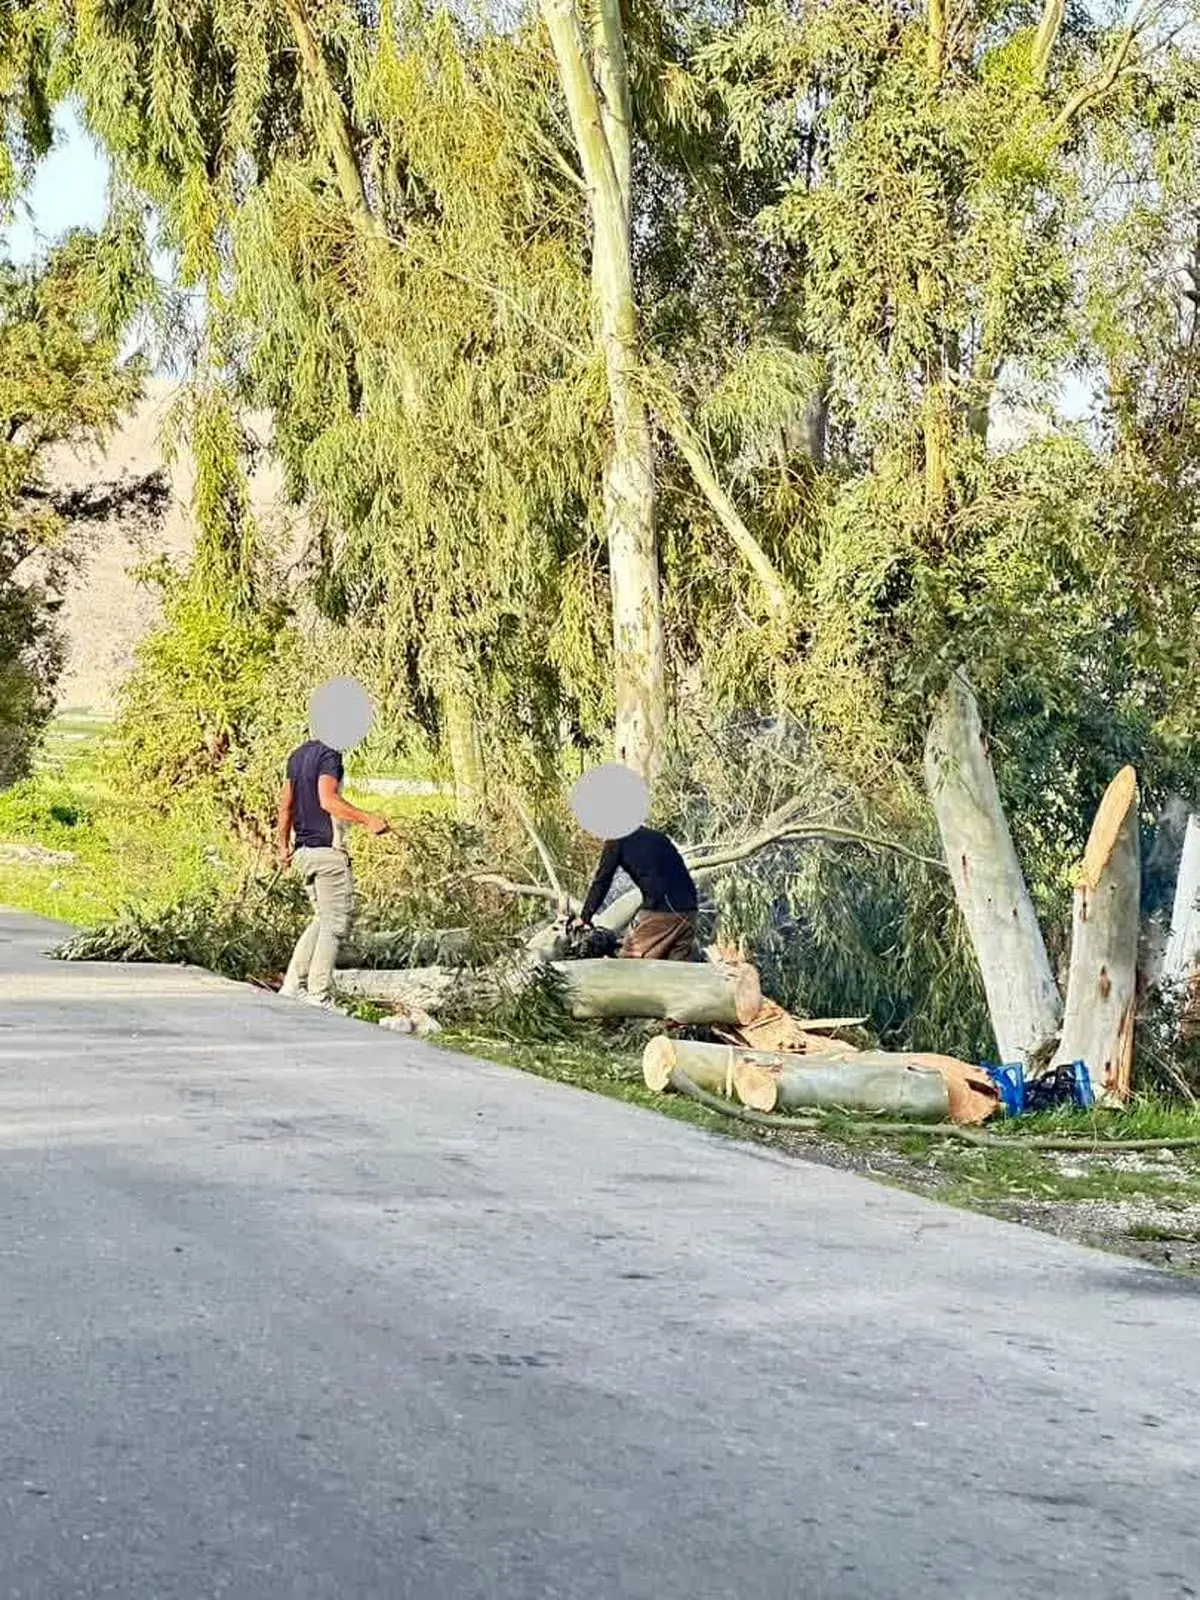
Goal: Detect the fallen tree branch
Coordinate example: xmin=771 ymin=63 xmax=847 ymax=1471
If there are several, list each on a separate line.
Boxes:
xmin=670 ymin=1070 xmax=1200 ymax=1149
xmin=688 ymin=823 xmax=948 ymax=878
xmin=512 ymin=795 xmax=565 ymax=902
xmin=472 ymin=809 xmax=945 ymax=938
xmin=469 ymin=873 xmax=567 ymax=904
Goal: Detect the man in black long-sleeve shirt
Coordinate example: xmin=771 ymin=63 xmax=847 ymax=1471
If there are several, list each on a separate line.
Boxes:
xmin=579 ymin=826 xmax=699 ymax=961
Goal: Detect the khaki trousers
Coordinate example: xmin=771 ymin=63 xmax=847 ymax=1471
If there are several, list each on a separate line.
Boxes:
xmin=619 ymin=910 xmax=698 ymax=961
xmin=283 ymin=847 xmax=355 ymax=1001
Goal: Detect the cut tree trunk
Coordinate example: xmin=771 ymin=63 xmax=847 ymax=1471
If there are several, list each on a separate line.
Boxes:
xmin=1140 ymin=795 xmax=1192 ymax=992
xmin=642 ymin=1035 xmax=741 ymax=1096
xmin=643 ymin=1039 xmax=949 ymax=1119
xmin=334 ymin=966 xmax=503 ymax=1013
xmin=1162 ymin=812 xmax=1200 ymax=991
xmin=735 ymin=1053 xmax=950 ymax=1120
xmin=1051 ymin=765 xmax=1141 ymax=1105
xmin=924 ymin=670 xmax=1061 ymax=1064
xmin=552 ymin=959 xmax=761 ymax=1025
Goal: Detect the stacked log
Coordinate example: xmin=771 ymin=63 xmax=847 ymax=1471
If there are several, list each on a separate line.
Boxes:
xmin=643 ymin=1038 xmax=951 ymax=1120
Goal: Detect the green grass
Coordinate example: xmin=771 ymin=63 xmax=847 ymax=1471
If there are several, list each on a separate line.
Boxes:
xmin=0 ymin=714 xmax=452 ymax=932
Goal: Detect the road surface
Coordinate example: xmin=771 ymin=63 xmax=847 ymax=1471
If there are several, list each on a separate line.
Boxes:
xmin=0 ymin=908 xmax=1197 ymax=1599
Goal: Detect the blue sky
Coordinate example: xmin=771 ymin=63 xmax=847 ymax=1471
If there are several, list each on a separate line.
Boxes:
xmin=5 ymin=107 xmax=109 ymax=266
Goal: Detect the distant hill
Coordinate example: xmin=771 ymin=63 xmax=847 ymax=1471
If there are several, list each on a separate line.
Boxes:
xmin=44 ymin=377 xmax=299 ymax=714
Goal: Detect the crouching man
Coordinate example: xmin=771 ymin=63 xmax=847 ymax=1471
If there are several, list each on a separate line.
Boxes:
xmin=276 ymin=734 xmax=391 ymax=1008
xmin=578 ymin=823 xmax=699 ymax=961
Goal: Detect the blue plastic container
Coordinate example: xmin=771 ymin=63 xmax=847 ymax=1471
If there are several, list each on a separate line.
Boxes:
xmin=983 ymin=1058 xmax=1094 ymax=1115
xmin=1066 ymin=1061 xmax=1095 ymax=1108
xmin=982 ymin=1061 xmax=1026 ymax=1117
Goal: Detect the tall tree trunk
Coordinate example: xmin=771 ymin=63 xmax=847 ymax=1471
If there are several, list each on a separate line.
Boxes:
xmin=924 ymin=671 xmax=1062 ymax=1063
xmin=1052 ymin=767 xmax=1140 ymax=1104
xmin=442 ymin=685 xmax=484 ymax=821
xmin=541 ymin=0 xmax=667 ymax=784
xmin=1163 ymin=813 xmax=1200 ymax=989
xmin=1139 ymin=794 xmax=1192 ymax=992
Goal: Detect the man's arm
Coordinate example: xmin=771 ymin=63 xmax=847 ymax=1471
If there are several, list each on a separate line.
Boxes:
xmin=276 ymin=780 xmax=294 ymax=867
xmin=317 ymin=774 xmax=390 ymax=835
xmin=579 ymin=840 xmax=621 ymax=925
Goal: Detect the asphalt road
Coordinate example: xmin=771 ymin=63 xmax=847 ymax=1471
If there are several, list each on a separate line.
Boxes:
xmin=0 ymin=908 xmax=1197 ymax=1600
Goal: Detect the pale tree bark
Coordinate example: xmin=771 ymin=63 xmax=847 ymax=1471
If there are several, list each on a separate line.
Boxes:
xmin=927 ymin=0 xmax=948 ymax=79
xmin=1163 ymin=813 xmax=1200 ymax=989
xmin=280 ymin=0 xmax=383 ymax=238
xmin=555 ymin=957 xmax=762 ymax=1025
xmin=1139 ymin=794 xmax=1191 ymax=991
xmin=924 ymin=671 xmax=1062 ymax=1063
xmin=734 ymin=1054 xmax=951 ymax=1120
xmin=541 ymin=0 xmax=667 ymax=784
xmin=1030 ymin=0 xmax=1067 ymax=88
xmin=1052 ymin=766 xmax=1141 ymax=1104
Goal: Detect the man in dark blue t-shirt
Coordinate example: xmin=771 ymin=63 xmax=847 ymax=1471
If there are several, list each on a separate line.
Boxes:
xmin=276 ymin=738 xmax=391 ymax=1007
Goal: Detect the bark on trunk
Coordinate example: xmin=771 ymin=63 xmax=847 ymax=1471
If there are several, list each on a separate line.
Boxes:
xmin=642 ymin=1035 xmax=741 ymax=1095
xmin=1051 ymin=765 xmax=1140 ymax=1105
xmin=552 ymin=958 xmax=761 ymax=1025
xmin=541 ymin=0 xmax=667 ymax=784
xmin=442 ymin=686 xmax=485 ymax=821
xmin=643 ymin=1039 xmax=949 ymax=1119
xmin=924 ymin=671 xmax=1061 ymax=1063
xmin=1162 ymin=812 xmax=1200 ymax=991
xmin=735 ymin=1054 xmax=951 ymax=1120
xmin=1139 ymin=794 xmax=1191 ymax=992
xmin=334 ymin=965 xmax=503 ymax=1013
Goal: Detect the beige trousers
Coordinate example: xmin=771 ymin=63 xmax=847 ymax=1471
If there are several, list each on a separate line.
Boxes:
xmin=283 ymin=847 xmax=355 ymax=1001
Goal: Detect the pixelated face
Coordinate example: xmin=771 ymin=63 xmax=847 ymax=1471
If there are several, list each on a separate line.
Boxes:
xmin=309 ymin=677 xmax=375 ymax=752
xmin=569 ymin=762 xmax=650 ymax=841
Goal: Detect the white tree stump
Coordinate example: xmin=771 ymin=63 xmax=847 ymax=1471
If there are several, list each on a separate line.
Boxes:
xmin=924 ymin=670 xmax=1061 ymax=1064
xmin=1052 ymin=766 xmax=1141 ymax=1104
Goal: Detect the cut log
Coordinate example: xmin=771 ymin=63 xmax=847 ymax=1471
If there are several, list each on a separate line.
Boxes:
xmin=1051 ymin=766 xmax=1140 ymax=1104
xmin=924 ymin=671 xmax=1061 ymax=1064
xmin=644 ymin=1039 xmax=950 ymax=1120
xmin=734 ymin=1054 xmax=951 ymax=1120
xmin=334 ymin=965 xmax=505 ymax=1013
xmin=643 ymin=1036 xmax=741 ymax=1096
xmin=1162 ymin=812 xmax=1200 ymax=991
xmin=552 ymin=958 xmax=761 ymax=1025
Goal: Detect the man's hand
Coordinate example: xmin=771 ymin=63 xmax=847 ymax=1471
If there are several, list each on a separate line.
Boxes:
xmin=276 ymin=844 xmax=293 ymax=872
xmin=366 ymin=813 xmax=391 ymax=837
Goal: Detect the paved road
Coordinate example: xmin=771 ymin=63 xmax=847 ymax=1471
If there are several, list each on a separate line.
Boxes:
xmin=0 ymin=909 xmax=1197 ymax=1599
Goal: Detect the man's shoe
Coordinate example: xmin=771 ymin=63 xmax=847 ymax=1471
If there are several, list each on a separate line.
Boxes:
xmin=279 ymin=982 xmax=304 ymax=999
xmin=304 ymin=993 xmax=339 ymax=1012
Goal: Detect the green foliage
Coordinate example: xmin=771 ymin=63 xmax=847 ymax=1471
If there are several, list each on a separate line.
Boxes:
xmin=19 ymin=0 xmax=1200 ymax=1073
xmin=0 ymin=229 xmax=145 ymax=784
xmin=114 ymin=384 xmax=298 ymax=844
xmin=53 ymin=871 xmax=312 ymax=980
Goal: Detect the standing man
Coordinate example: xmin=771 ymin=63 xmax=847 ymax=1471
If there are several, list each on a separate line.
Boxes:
xmin=578 ymin=823 xmax=700 ymax=961
xmin=277 ymin=725 xmax=391 ymax=1008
